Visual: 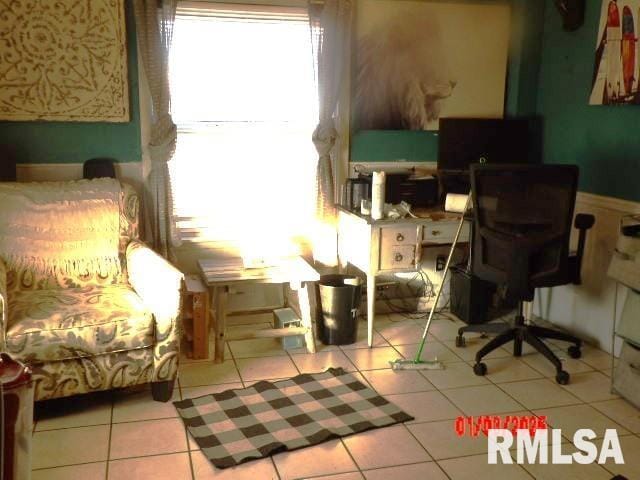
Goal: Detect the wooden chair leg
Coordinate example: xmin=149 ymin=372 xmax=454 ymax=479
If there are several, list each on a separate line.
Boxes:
xmin=151 ymin=380 xmax=175 ymax=402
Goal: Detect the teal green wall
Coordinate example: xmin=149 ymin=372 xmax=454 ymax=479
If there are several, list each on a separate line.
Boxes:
xmin=351 ymin=0 xmax=543 ymax=163
xmin=0 ymin=4 xmax=141 ymax=165
xmin=505 ymin=0 xmax=545 ymax=115
xmin=351 ymin=130 xmax=439 ymax=162
xmin=537 ymin=0 xmax=640 ymax=202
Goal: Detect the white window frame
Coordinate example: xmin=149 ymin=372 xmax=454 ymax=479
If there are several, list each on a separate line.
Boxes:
xmin=170 ymin=0 xmax=328 ymax=250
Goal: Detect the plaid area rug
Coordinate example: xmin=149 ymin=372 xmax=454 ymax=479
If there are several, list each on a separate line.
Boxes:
xmin=174 ymin=367 xmax=414 ymax=468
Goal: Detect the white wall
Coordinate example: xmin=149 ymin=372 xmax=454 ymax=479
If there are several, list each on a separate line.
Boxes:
xmin=534 ymin=192 xmax=640 ymax=354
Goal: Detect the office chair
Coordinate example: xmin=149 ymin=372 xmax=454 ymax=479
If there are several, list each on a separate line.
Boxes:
xmin=455 ymin=164 xmax=595 ymax=385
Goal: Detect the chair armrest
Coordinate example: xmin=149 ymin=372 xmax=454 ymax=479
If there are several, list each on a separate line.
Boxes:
xmin=0 ymin=257 xmax=6 ymax=349
xmin=126 ymin=241 xmax=184 ymax=323
xmin=575 ymin=213 xmax=595 ymax=231
xmin=126 ymin=241 xmax=185 ymax=381
xmin=570 ymin=213 xmax=596 ymax=285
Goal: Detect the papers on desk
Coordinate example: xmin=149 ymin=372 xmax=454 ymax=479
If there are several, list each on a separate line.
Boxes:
xmin=200 ymin=264 xmax=268 ymax=282
xmin=387 ymin=201 xmax=416 ymax=219
xmin=199 ymin=257 xmax=320 ymax=285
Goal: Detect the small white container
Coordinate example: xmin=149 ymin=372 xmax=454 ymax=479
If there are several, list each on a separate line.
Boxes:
xmin=371 ymin=171 xmax=386 ymax=220
xmin=360 ymin=199 xmax=371 ymax=216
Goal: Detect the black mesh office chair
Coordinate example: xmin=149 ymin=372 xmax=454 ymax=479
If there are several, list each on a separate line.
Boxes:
xmin=455 ymin=164 xmax=595 ymax=385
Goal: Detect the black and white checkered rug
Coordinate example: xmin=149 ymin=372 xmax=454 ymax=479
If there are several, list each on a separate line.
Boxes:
xmin=174 ymin=367 xmax=414 ymax=468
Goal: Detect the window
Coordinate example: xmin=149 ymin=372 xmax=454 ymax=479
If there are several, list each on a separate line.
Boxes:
xmin=169 ymin=2 xmax=318 ymax=259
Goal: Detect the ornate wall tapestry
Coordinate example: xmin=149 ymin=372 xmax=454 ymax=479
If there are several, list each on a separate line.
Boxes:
xmin=0 ymin=0 xmax=129 ymax=122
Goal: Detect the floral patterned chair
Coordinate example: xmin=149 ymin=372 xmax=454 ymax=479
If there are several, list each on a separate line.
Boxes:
xmin=0 ymin=180 xmax=184 ymax=402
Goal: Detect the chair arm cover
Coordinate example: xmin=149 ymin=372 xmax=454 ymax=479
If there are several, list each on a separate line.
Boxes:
xmin=0 ymin=257 xmax=6 ymax=349
xmin=126 ymin=241 xmax=184 ymax=381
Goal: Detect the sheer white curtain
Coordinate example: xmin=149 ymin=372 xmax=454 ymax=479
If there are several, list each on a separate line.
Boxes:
xmin=134 ymin=0 xmax=180 ymax=258
xmin=309 ymin=0 xmax=353 ymax=265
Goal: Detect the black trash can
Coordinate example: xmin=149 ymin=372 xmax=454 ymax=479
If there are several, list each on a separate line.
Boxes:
xmin=318 ymin=274 xmax=362 ymax=345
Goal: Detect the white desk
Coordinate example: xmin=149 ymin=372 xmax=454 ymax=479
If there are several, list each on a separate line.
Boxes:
xmin=337 ymin=206 xmax=470 ymax=347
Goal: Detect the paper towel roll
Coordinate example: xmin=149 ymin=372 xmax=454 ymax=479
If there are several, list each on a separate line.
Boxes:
xmin=371 ymin=171 xmax=386 ymax=220
xmin=445 ymin=193 xmax=469 ymax=213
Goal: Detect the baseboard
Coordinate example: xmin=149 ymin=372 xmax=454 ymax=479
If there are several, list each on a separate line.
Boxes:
xmin=16 ymin=162 xmax=143 ymax=189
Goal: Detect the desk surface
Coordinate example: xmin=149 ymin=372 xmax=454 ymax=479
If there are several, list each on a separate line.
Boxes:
xmin=198 ymin=256 xmax=320 ymax=286
xmin=336 ymin=205 xmax=465 ymax=225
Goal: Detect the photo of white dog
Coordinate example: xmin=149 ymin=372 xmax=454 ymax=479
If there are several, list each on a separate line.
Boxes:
xmin=354 ymin=12 xmax=456 ymax=131
xmin=353 ymin=0 xmax=511 ymax=131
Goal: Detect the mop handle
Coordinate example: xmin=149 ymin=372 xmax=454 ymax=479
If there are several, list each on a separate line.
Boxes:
xmin=414 ymin=192 xmax=472 ymax=361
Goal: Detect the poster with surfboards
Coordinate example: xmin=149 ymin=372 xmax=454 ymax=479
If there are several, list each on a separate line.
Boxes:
xmin=590 ymin=0 xmax=640 ymax=105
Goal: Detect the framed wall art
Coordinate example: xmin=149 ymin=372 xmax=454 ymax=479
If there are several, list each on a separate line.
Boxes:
xmin=590 ymin=0 xmax=640 ymax=105
xmin=353 ymin=0 xmax=510 ymax=131
xmin=0 ymin=0 xmax=129 ymax=122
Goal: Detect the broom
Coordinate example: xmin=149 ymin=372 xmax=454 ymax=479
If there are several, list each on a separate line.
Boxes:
xmin=389 ymin=192 xmax=471 ymax=371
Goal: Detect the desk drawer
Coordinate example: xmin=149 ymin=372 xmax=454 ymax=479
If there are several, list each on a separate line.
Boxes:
xmin=423 ymin=221 xmax=469 ymax=244
xmin=613 ymin=342 xmax=640 ymax=408
xmin=381 ymin=226 xmax=418 ymax=247
xmin=380 ymin=245 xmax=415 ymax=270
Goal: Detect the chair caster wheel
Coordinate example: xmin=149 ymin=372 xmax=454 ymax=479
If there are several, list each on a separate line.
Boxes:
xmin=473 ymin=362 xmax=487 ymax=376
xmin=568 ymin=345 xmax=581 ymax=359
xmin=556 ymin=370 xmax=570 ymax=385
xmin=455 ymin=335 xmax=466 ymax=348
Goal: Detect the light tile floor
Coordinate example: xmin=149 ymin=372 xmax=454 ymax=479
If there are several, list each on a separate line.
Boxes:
xmin=31 ymin=314 xmax=640 ymax=480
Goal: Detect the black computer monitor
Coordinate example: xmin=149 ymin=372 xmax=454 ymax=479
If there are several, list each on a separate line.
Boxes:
xmin=437 ymin=117 xmax=540 ymax=194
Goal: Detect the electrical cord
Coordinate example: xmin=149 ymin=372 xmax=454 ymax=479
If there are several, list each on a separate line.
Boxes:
xmin=381 ymin=272 xmax=427 ymax=318
xmin=356 ymin=266 xmax=457 ymax=323
xmin=377 ymin=268 xmax=453 ymax=321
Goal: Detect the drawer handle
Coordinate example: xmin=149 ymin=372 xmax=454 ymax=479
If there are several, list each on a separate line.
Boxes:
xmin=394 ymin=253 xmax=404 ymax=262
xmin=431 ymin=230 xmax=441 ymax=236
xmin=396 ymin=233 xmax=404 ymax=242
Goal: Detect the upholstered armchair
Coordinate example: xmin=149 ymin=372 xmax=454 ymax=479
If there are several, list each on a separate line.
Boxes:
xmin=0 ymin=179 xmax=184 ymax=402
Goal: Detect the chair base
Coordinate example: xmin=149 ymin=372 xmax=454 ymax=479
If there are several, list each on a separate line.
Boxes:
xmin=151 ymin=380 xmax=176 ymax=402
xmin=456 ymin=304 xmax=582 ymax=385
